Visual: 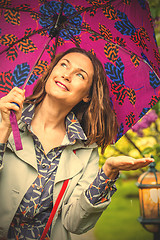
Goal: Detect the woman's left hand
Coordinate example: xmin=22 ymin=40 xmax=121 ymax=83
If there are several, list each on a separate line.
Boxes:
xmin=103 ymin=156 xmax=154 ymax=180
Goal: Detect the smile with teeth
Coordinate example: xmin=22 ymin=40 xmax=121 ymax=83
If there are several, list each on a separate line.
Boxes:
xmin=55 ymin=81 xmax=69 ymax=91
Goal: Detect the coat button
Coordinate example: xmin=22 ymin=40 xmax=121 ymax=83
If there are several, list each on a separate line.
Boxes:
xmin=42 ymin=164 xmax=46 ymax=169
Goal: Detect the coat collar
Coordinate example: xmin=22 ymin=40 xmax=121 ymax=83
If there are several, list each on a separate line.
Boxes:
xmin=8 ymin=132 xmax=96 ymax=183
xmin=20 ymin=103 xmax=87 ymax=142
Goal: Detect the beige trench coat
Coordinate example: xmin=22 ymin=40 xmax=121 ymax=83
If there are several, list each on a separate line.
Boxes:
xmin=0 ymin=120 xmax=111 ymax=240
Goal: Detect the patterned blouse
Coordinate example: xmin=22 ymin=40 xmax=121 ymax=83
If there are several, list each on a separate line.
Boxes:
xmin=0 ymin=104 xmax=117 ymax=239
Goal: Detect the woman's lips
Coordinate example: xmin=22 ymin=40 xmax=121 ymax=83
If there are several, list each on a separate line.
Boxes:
xmin=55 ymin=81 xmax=69 ymax=91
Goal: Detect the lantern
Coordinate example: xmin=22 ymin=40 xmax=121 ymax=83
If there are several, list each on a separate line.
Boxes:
xmin=137 ymin=162 xmax=160 ymax=239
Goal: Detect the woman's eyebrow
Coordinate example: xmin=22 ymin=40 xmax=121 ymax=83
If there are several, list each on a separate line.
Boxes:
xmin=62 ymin=58 xmax=88 ymax=76
xmin=78 ymin=68 xmax=88 ymax=77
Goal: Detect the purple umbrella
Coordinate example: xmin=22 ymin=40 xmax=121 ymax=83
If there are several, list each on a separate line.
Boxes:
xmin=0 ymin=0 xmax=160 ymax=150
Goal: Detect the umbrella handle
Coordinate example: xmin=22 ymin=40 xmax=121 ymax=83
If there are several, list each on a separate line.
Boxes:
xmin=10 ymin=103 xmax=23 ymax=151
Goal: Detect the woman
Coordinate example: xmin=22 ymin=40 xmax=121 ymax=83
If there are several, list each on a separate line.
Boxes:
xmin=0 ymin=48 xmax=153 ymax=240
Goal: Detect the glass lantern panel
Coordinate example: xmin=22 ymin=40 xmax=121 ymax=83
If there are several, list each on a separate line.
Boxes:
xmin=141 ymin=188 xmax=160 ymax=218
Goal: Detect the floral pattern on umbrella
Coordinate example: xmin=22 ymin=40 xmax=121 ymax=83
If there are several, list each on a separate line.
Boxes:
xmin=0 ymin=0 xmax=160 ymax=141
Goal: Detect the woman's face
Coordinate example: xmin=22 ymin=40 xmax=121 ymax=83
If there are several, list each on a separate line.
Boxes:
xmin=45 ymin=52 xmax=94 ymax=108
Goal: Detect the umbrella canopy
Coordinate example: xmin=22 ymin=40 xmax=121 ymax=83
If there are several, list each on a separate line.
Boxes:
xmin=0 ymin=0 xmax=160 ymax=141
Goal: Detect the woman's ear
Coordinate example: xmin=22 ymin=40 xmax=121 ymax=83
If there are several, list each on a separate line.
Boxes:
xmin=83 ymin=96 xmax=90 ymax=103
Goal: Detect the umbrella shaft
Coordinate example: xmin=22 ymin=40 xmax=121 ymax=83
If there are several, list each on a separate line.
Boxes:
xmin=22 ymin=37 xmax=52 ymax=90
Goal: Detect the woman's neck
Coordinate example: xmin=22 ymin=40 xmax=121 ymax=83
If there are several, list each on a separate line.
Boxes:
xmin=32 ymin=95 xmax=70 ymax=131
xmin=31 ymin=96 xmax=70 ymax=153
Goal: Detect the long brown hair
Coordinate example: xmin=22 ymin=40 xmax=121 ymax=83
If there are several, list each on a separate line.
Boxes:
xmin=25 ymin=47 xmax=118 ymax=154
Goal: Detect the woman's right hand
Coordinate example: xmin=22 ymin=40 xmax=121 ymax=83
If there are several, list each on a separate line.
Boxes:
xmin=0 ymin=87 xmax=25 ymax=128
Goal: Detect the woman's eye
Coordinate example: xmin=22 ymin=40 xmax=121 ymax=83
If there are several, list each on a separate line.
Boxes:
xmin=61 ymin=63 xmax=67 ymax=68
xmin=77 ymin=73 xmax=84 ymax=79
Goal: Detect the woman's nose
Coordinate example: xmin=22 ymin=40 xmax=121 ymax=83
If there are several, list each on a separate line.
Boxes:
xmin=62 ymin=72 xmax=71 ymax=82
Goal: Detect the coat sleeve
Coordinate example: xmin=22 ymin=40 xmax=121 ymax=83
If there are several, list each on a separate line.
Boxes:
xmin=61 ymin=147 xmax=114 ymax=234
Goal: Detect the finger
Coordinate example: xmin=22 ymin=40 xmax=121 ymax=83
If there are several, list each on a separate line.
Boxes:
xmin=135 ymin=157 xmax=154 ymax=162
xmin=8 ymin=88 xmax=25 ymax=101
xmin=10 ymin=96 xmax=24 ymax=109
xmin=12 ymin=102 xmax=20 ymax=108
xmin=132 ymin=158 xmax=154 ymax=167
xmin=122 ymin=160 xmax=152 ymax=171
xmin=11 ymin=87 xmax=25 ymax=95
xmin=1 ymin=90 xmax=25 ymax=106
xmin=1 ymin=102 xmax=21 ymax=113
xmin=11 ymin=89 xmax=25 ymax=100
xmin=116 ymin=161 xmax=146 ymax=171
xmin=8 ymin=90 xmax=25 ymax=109
xmin=10 ymin=102 xmax=22 ymax=111
xmin=144 ymin=158 xmax=154 ymax=163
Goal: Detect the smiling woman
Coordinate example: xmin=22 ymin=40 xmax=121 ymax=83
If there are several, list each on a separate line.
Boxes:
xmin=45 ymin=52 xmax=94 ymax=109
xmin=25 ymin=47 xmax=118 ymax=153
xmin=0 ymin=47 xmax=154 ymax=240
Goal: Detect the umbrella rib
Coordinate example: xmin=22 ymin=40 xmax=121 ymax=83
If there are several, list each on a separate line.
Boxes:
xmin=82 ymin=26 xmax=160 ymax=79
xmin=64 ymin=28 xmax=81 ymax=48
xmin=52 ymin=34 xmax=60 ymax=59
xmin=71 ymin=23 xmax=142 ymax=60
xmin=83 ymin=27 xmax=135 ymax=56
xmin=22 ymin=37 xmax=52 ymax=89
xmin=48 ymin=0 xmax=65 ymax=38
xmin=54 ymin=0 xmax=65 ymax=29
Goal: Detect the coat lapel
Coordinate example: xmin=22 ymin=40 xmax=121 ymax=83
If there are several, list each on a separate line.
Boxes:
xmin=55 ymin=145 xmax=83 ymax=184
xmin=54 ymin=142 xmax=97 ymax=184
